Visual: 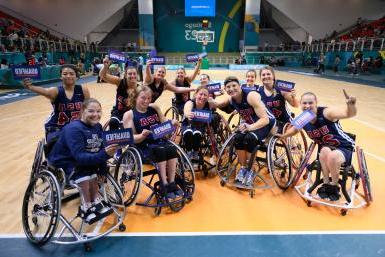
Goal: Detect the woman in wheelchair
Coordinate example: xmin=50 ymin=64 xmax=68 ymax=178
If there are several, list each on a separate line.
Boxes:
xmin=99 ymin=56 xmax=138 ymax=131
xmin=23 ymin=64 xmax=90 ymax=143
xmin=258 ymin=66 xmax=299 ymax=132
xmin=144 ymin=60 xmax=195 ymax=104
xmin=182 ymin=85 xmax=215 ymax=162
xmin=122 ymin=85 xmax=183 ymax=199
xmin=282 ymin=91 xmax=357 ymax=201
xmin=169 ymin=59 xmax=202 ymax=114
xmin=213 ymin=76 xmax=276 ymax=186
xmin=241 ymin=69 xmax=259 ymax=92
xmin=48 ymin=98 xmax=119 ymax=223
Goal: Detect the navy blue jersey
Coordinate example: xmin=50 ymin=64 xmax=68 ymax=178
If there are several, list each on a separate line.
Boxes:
xmin=48 ymin=120 xmax=109 ymax=173
xmin=230 ymin=88 xmax=274 ymax=125
xmin=182 ymin=100 xmax=211 ymax=129
xmin=258 ymin=86 xmax=291 ymax=124
xmin=133 ymin=106 xmax=160 ymax=146
xmin=148 ymin=79 xmax=166 ymax=103
xmin=303 ymin=107 xmax=355 ymax=150
xmin=112 ymin=79 xmax=136 ymax=117
xmin=45 ymin=84 xmax=84 ymax=131
xmin=241 ymin=84 xmax=258 ymax=93
xmin=174 ymin=78 xmax=191 ymax=105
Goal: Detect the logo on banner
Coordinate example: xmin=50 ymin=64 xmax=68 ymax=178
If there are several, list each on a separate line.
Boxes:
xmin=151 ymin=120 xmax=175 ymax=140
xmin=108 ymin=50 xmax=126 ymax=63
xmin=207 ymin=83 xmax=221 ymax=93
xmin=275 ymin=80 xmax=295 ymax=92
xmin=12 ymin=65 xmax=41 ymax=80
xmin=151 ymin=56 xmax=166 ymax=65
xmin=192 ymin=109 xmax=212 ymax=123
xmin=241 ymin=84 xmax=258 ymax=93
xmin=291 ymin=110 xmax=316 ymax=129
xmin=103 ymin=128 xmax=133 ymax=146
xmin=186 ymin=53 xmax=199 ymax=62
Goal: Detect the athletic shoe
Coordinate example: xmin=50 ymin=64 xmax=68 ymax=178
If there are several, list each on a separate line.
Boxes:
xmin=328 ymin=185 xmax=341 ymax=201
xmin=243 ymin=170 xmax=256 ymax=187
xmin=316 ymin=183 xmax=329 ymax=199
xmin=235 ymin=167 xmax=248 ymax=183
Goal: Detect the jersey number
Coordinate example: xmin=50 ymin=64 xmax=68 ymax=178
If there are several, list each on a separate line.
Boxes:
xmin=58 ymin=111 xmax=81 ymax=125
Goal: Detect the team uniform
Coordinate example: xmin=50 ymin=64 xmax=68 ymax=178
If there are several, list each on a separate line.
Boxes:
xmin=48 ymin=120 xmax=109 ymax=182
xmin=45 ymin=84 xmax=85 ymax=142
xmin=258 ymin=86 xmax=291 ymax=132
xmin=174 ymin=78 xmax=191 ymax=114
xmin=230 ymin=88 xmax=276 ymax=152
xmin=132 ymin=107 xmax=178 ymax=162
xmin=181 ymin=100 xmax=211 ymax=152
xmin=303 ymin=107 xmax=355 ymax=164
xmin=241 ymin=83 xmax=258 ymax=93
xmin=109 ymin=79 xmax=136 ymax=131
xmin=147 ymin=78 xmax=166 ymax=103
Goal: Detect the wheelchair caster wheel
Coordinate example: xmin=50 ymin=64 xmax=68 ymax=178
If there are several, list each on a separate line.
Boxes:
xmin=307 ymin=200 xmax=312 ymax=207
xmin=249 ymin=190 xmax=255 ymax=198
xmin=340 ymin=209 xmax=348 ymax=216
xmin=154 ymin=207 xmax=161 ymax=216
xmin=119 ymin=224 xmax=126 ymax=231
xmin=84 ymin=243 xmax=92 ymax=252
xmin=220 ymin=180 xmax=226 ymax=187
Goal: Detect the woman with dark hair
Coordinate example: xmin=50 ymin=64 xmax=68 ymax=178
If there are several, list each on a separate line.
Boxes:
xmin=23 ymin=64 xmax=90 ymax=142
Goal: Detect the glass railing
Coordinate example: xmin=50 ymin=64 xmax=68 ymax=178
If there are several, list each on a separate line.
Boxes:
xmin=307 ymin=37 xmax=385 ymax=52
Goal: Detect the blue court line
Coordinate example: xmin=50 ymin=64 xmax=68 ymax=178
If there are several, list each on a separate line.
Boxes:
xmin=0 ymin=76 xmax=98 ymax=106
xmin=1 ymin=234 xmax=384 ymax=257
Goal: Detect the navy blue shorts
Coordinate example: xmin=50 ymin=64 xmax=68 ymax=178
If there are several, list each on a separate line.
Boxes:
xmin=321 ymin=146 xmax=353 ymax=166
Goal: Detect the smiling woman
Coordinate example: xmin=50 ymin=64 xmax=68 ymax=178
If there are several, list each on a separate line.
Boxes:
xmin=22 ymin=64 xmax=90 ymax=142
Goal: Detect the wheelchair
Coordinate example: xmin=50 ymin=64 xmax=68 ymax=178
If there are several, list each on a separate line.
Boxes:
xmin=292 ymin=136 xmax=373 ymax=216
xmin=22 ymin=139 xmax=126 ymax=251
xmin=180 ymin=113 xmax=231 ymax=177
xmin=216 ymin=128 xmax=293 ymax=198
xmin=114 ymin=140 xmax=195 ymax=216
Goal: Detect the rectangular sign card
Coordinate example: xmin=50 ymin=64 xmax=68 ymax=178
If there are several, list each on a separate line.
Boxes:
xmin=186 ymin=53 xmax=199 ymax=62
xmin=108 ymin=50 xmax=126 ymax=63
xmin=275 ymin=80 xmax=295 ymax=92
xmin=151 ymin=120 xmax=175 ymax=140
xmin=207 ymin=82 xmax=221 ymax=93
xmin=291 ymin=110 xmax=316 ymax=129
xmin=103 ymin=128 xmax=133 ymax=146
xmin=150 ymin=56 xmax=166 ymax=65
xmin=192 ymin=109 xmax=212 ymax=123
xmin=12 ymin=65 xmax=41 ymax=80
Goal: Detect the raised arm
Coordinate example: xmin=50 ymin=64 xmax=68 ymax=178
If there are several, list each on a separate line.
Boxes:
xmin=281 ymin=88 xmax=299 ymax=108
xmin=323 ymin=90 xmax=357 ymax=122
xmin=183 ymin=100 xmax=195 ymax=121
xmin=81 ymin=85 xmax=91 ymax=100
xmin=165 ymin=80 xmax=195 ymax=93
xmin=99 ymin=56 xmax=121 ymax=86
xmin=187 ymin=58 xmax=202 ymax=82
xmin=144 ymin=60 xmax=154 ymax=84
xmin=23 ymin=78 xmax=58 ymax=101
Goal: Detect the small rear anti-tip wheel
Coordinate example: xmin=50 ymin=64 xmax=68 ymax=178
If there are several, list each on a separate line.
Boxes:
xmin=249 ymin=190 xmax=255 ymax=198
xmin=340 ymin=209 xmax=348 ymax=216
xmin=84 ymin=242 xmax=92 ymax=252
xmin=119 ymin=224 xmax=126 ymax=231
xmin=307 ymin=200 xmax=312 ymax=207
xmin=220 ymin=180 xmax=226 ymax=187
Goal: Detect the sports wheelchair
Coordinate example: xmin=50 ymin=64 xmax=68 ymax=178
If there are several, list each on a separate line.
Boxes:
xmin=114 ymin=140 xmax=195 ymax=215
xmin=22 ymin=139 xmax=126 ymax=251
xmin=216 ymin=129 xmax=293 ymax=198
xmin=292 ymin=136 xmax=373 ymax=216
xmin=228 ymin=113 xmax=308 ymax=170
xmin=179 ymin=113 xmax=231 ymax=177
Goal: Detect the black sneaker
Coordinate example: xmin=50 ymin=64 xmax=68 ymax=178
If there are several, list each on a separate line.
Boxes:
xmin=93 ymin=201 xmax=113 ymax=216
xmin=328 ymin=185 xmax=341 ymax=201
xmin=316 ymin=184 xmax=330 ymax=199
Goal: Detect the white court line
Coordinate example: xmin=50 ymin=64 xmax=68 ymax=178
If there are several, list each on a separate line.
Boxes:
xmin=366 ymin=152 xmax=385 ymax=163
xmin=352 ymin=118 xmax=385 ymax=133
xmin=2 ymin=230 xmax=385 ymax=238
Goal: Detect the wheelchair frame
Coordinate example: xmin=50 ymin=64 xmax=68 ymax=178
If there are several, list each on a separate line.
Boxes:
xmin=293 ymin=142 xmax=373 ymax=215
xmin=216 ymin=131 xmax=293 ymax=198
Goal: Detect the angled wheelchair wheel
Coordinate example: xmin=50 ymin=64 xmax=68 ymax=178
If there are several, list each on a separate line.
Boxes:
xmin=22 ymin=170 xmax=61 ymax=246
xmin=216 ymin=114 xmax=232 ymax=146
xmin=267 ymin=137 xmax=292 ymax=190
xmin=102 ymin=173 xmax=125 ymax=207
xmin=164 ymin=106 xmax=181 ymax=122
xmin=102 ymin=118 xmax=112 ymax=131
xmin=30 ymin=139 xmax=45 ymax=181
xmin=283 ymin=124 xmax=308 ymax=170
xmin=216 ymin=134 xmax=238 ymax=181
xmin=357 ymin=146 xmax=373 ymax=204
xmin=227 ymin=112 xmax=240 ymax=132
xmin=114 ymin=147 xmax=143 ymax=206
xmin=170 ymin=141 xmax=195 ymax=200
xmin=291 ymin=142 xmax=316 ymax=187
